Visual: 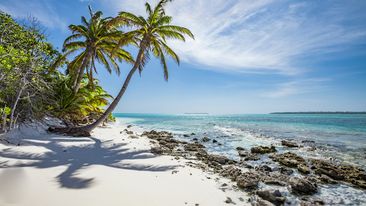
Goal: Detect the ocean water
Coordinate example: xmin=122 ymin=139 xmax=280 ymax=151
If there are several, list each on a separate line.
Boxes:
xmin=114 ymin=113 xmax=366 ymax=204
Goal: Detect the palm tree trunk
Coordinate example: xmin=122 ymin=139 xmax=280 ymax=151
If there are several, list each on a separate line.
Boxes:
xmin=48 ymin=39 xmax=148 ymax=137
xmin=81 ymin=49 xmax=145 ymax=133
xmin=73 ymin=50 xmax=91 ymax=94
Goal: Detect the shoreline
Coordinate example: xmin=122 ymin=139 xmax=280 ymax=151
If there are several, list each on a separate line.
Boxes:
xmin=120 ymin=119 xmax=366 ymax=205
xmin=1 ymin=119 xmax=365 ymax=205
xmin=0 ymin=121 xmax=248 ymax=206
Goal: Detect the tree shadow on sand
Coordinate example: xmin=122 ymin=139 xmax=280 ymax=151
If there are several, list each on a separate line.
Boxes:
xmin=0 ymin=133 xmax=177 ymax=189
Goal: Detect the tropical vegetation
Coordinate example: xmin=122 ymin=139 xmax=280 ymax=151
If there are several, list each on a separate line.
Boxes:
xmin=0 ymin=0 xmax=193 ymax=136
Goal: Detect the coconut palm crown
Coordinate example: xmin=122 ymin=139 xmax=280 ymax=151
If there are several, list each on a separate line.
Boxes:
xmin=75 ymin=0 xmax=194 ymax=133
xmin=55 ymin=6 xmax=133 ymax=93
xmin=112 ymin=0 xmax=194 ymax=80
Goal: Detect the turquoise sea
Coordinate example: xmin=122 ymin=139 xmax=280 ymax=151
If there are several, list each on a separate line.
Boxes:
xmin=115 ymin=113 xmax=366 ymax=204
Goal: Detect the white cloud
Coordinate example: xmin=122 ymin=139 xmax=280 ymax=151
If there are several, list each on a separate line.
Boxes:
xmin=0 ymin=0 xmax=67 ymax=30
xmin=101 ymin=0 xmax=366 ymax=75
xmin=263 ymin=78 xmax=330 ymax=98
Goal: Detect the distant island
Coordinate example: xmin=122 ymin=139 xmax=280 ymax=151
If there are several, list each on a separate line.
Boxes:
xmin=184 ymin=113 xmax=209 ymax=115
xmin=271 ymin=112 xmax=366 ymax=114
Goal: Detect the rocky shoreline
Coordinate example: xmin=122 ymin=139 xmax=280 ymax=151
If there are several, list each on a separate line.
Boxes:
xmin=123 ymin=128 xmax=366 ymax=206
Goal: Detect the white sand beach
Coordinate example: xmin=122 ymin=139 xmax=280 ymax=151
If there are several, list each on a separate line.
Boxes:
xmin=0 ymin=121 xmax=248 ymax=206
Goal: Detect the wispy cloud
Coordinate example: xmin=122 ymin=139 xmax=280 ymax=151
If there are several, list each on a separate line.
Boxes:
xmin=102 ymin=0 xmax=366 ymax=75
xmin=0 ymin=0 xmax=67 ymax=30
xmin=263 ymin=78 xmax=330 ymax=98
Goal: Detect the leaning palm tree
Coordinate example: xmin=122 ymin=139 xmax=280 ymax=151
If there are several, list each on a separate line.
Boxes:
xmin=54 ymin=6 xmax=133 ymax=94
xmin=68 ymin=0 xmax=193 ymax=135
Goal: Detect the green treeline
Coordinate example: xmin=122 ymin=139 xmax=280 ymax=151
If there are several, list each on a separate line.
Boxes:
xmin=0 ymin=0 xmax=193 ymax=136
xmin=0 ymin=12 xmax=113 ymax=133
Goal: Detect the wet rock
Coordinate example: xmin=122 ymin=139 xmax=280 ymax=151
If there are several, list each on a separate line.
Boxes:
xmin=318 ymin=174 xmax=337 ymax=184
xmin=237 ymin=172 xmax=259 ymax=190
xmin=290 ymin=177 xmax=318 ymax=195
xmin=240 ymin=163 xmax=254 ymax=169
xmin=236 ymin=147 xmax=245 ymax=151
xmin=263 ymin=178 xmax=286 ymax=186
xmin=256 ymin=165 xmax=272 ymax=173
xmin=151 ymin=146 xmax=163 ymax=155
xmin=127 ymin=125 xmax=132 ymax=128
xmin=298 ymin=164 xmax=311 ymax=174
xmin=277 ymin=167 xmax=294 ymax=175
xmin=195 ymin=148 xmax=209 ymax=159
xmin=281 ymin=140 xmax=298 ymax=148
xmin=251 ymin=146 xmax=277 ymax=154
xmin=191 ymin=133 xmax=196 ymax=135
xmin=143 ymin=130 xmax=173 ymax=140
xmin=208 ymin=154 xmax=231 ymax=165
xmin=302 ymin=140 xmax=315 ymax=144
xmin=202 ymin=136 xmax=210 ymax=142
xmin=184 ymin=142 xmax=205 ymax=152
xmin=270 ymin=152 xmax=306 ymax=168
xmin=212 ymin=139 xmax=218 ymax=143
xmin=311 ymin=159 xmax=366 ymax=189
xmin=238 ymin=150 xmax=260 ymax=161
xmin=244 ymin=154 xmax=261 ymax=161
xmin=221 ymin=166 xmax=242 ymax=181
xmin=192 ymin=138 xmax=198 ymax=141
xmin=257 ymin=190 xmax=286 ymax=206
xmin=238 ymin=150 xmax=249 ymax=157
xmin=311 ymin=159 xmax=344 ymax=180
xmin=225 ymin=197 xmax=234 ymax=204
xmin=300 ymin=197 xmax=325 ymax=206
xmin=183 ymin=134 xmax=190 ymax=137
xmin=126 ymin=130 xmax=134 ymax=135
xmin=261 ymin=172 xmax=288 ymax=186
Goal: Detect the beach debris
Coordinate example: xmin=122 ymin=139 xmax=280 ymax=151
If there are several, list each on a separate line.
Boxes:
xmin=256 ymin=190 xmax=285 ymax=206
xmin=281 ymin=140 xmax=298 ymax=148
xmin=289 ymin=177 xmax=318 ymax=195
xmin=251 ymin=146 xmax=277 ymax=154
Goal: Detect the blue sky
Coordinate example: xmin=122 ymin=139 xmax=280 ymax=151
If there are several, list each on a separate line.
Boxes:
xmin=1 ymin=0 xmax=366 ymax=114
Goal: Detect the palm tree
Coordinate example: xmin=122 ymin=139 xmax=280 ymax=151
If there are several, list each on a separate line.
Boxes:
xmin=54 ymin=6 xmax=133 ymax=94
xmin=72 ymin=0 xmax=193 ymax=134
